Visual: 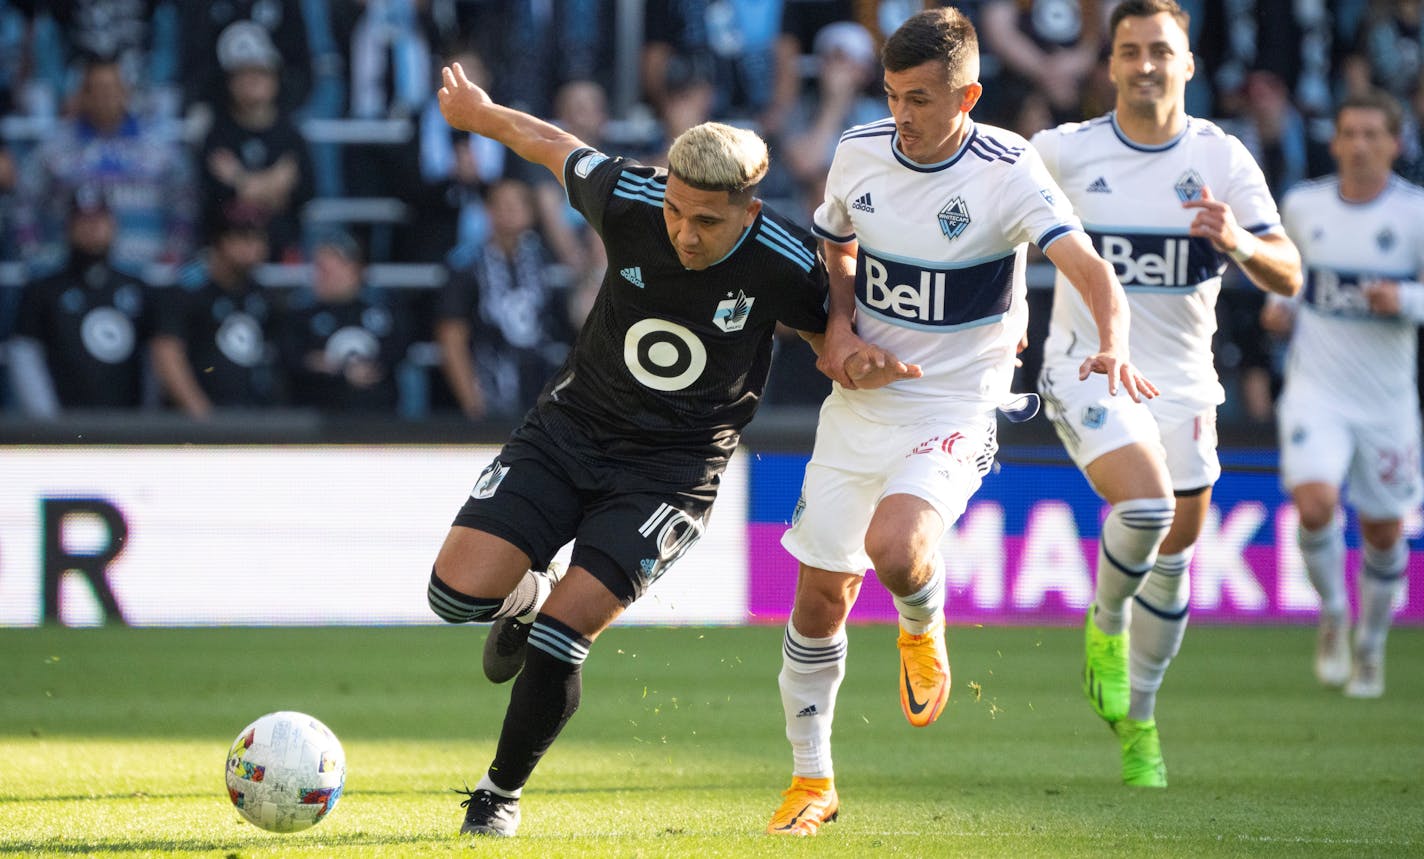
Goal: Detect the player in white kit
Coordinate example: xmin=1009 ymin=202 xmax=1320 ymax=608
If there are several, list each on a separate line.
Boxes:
xmin=1032 ymin=0 xmax=1302 ymax=787
xmin=767 ymin=9 xmax=1156 ymax=834
xmin=1263 ymin=90 xmax=1424 ymax=699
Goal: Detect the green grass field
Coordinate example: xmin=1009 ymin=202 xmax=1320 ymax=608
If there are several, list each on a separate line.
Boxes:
xmin=1 ymin=623 xmax=1420 ymax=857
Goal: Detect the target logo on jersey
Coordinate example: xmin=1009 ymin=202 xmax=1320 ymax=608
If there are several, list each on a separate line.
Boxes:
xmin=623 ymin=318 xmax=706 ymax=391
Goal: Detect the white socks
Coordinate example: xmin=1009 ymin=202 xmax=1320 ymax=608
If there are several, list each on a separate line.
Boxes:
xmin=1357 ymin=540 xmax=1407 ymax=655
xmin=1299 ymin=517 xmax=1347 ymax=618
xmin=1094 ymin=498 xmax=1175 ymax=635
xmin=1128 ymin=548 xmax=1192 ymax=722
xmin=779 ymin=624 xmax=848 ymax=779
xmin=892 ymin=555 xmax=946 ymax=635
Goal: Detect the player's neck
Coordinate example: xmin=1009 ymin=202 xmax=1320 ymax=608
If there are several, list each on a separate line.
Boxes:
xmin=1113 ymin=105 xmax=1186 ymax=146
xmin=1338 ymin=172 xmax=1390 ymax=203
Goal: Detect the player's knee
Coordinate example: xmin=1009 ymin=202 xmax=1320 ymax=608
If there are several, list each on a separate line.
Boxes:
xmin=862 ymin=534 xmax=926 ymax=589
xmin=1359 ymin=518 xmax=1403 ymax=551
xmin=1293 ymin=486 xmax=1338 ymax=531
xmin=426 ymin=566 xmax=502 ymax=623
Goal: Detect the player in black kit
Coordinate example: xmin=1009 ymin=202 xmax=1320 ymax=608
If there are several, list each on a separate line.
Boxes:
xmin=429 ymin=62 xmax=900 ymax=838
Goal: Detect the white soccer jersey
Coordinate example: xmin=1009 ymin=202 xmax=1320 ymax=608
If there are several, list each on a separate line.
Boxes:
xmin=815 ymin=118 xmax=1081 ymax=424
xmin=1279 ymin=174 xmax=1424 ymax=420
xmin=1032 ymin=113 xmax=1284 ymax=418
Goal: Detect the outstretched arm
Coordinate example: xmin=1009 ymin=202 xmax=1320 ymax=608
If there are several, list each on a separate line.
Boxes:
xmin=1043 ymin=231 xmax=1157 ymax=401
xmin=437 ymin=63 xmax=589 ymax=187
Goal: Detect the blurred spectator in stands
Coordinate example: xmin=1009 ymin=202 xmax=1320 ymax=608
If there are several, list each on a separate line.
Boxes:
xmin=15 ymin=1 xmax=182 ymax=120
xmin=436 ymin=178 xmax=576 ymax=421
xmin=489 ymin=0 xmax=616 ymax=117
xmin=650 ymin=59 xmax=719 ymax=159
xmin=280 ymin=232 xmax=408 ymax=413
xmin=334 ymin=0 xmax=444 ymax=262
xmin=1400 ymin=71 xmax=1424 ymax=183
xmin=395 ymin=46 xmax=504 ymax=265
xmin=201 ymin=22 xmax=314 ymax=263
xmin=1342 ymin=0 xmax=1423 ymax=104
xmin=182 ymin=0 xmax=311 ymax=119
xmin=6 ymin=185 xmax=154 ymax=417
xmin=151 ymin=203 xmax=283 ymax=418
xmin=14 ymin=52 xmax=196 ymax=272
xmin=780 ymin=21 xmax=884 ymax=218
xmin=766 ymin=0 xmax=963 ymax=137
xmin=642 ymin=0 xmax=783 ymax=123
xmin=505 ymin=79 xmax=610 ymax=289
xmin=0 ymin=90 xmax=16 ymax=262
xmin=980 ymin=0 xmax=1103 ymax=125
xmin=344 ymin=0 xmax=438 ymax=123
xmin=1201 ymin=0 xmax=1332 ymax=119
xmin=0 ymin=1 xmax=31 ymax=113
xmin=1234 ymin=70 xmax=1318 ymax=198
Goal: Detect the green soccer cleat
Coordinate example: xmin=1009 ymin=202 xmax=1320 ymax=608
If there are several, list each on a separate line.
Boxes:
xmin=1115 ymin=718 xmax=1167 ymax=788
xmin=1082 ymin=604 xmax=1130 ymax=722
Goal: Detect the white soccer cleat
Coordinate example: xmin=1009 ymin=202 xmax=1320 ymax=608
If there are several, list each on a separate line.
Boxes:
xmin=1344 ymin=649 xmax=1384 ymax=699
xmin=1313 ymin=614 xmax=1351 ymax=687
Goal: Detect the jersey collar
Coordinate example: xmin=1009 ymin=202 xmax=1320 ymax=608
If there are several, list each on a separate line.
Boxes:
xmin=891 ymin=123 xmax=977 ymax=173
xmin=1109 ymin=111 xmax=1190 ymax=152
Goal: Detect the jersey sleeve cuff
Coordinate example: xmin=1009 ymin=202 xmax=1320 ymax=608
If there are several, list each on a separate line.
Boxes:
xmin=1035 ymin=223 xmax=1079 ymax=251
xmin=812 ymin=224 xmax=856 ymax=244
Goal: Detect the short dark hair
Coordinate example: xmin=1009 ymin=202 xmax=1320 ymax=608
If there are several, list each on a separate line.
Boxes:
xmin=1109 ymin=0 xmax=1191 ymax=45
xmin=881 ymin=8 xmax=978 ymax=85
xmin=1336 ymin=89 xmax=1403 ymax=136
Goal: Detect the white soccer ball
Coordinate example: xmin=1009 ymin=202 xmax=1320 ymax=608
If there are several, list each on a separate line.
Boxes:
xmin=224 ymin=711 xmax=346 ymax=833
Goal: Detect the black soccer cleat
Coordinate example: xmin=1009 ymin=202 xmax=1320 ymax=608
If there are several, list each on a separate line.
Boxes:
xmin=458 ymin=788 xmax=521 ymax=837
xmin=482 ymin=617 xmax=533 ymax=683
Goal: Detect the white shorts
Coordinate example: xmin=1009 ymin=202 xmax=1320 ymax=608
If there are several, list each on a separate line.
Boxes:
xmin=780 ymin=393 xmax=997 ymax=574
xmin=1277 ymin=401 xmax=1423 ymax=520
xmin=1040 ymin=361 xmax=1221 ymax=492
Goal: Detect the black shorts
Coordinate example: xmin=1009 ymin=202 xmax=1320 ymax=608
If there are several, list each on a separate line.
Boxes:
xmin=452 ymin=419 xmax=719 ymax=605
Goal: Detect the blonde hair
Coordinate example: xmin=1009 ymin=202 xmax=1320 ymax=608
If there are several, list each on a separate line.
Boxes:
xmin=667 ymin=122 xmax=768 ymax=202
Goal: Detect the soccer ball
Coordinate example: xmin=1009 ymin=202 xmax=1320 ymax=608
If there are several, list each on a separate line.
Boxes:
xmin=224 ymin=711 xmax=346 ymax=833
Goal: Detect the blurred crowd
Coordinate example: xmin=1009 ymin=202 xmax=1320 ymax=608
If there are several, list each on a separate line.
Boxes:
xmin=1 ymin=0 xmax=1423 ymax=424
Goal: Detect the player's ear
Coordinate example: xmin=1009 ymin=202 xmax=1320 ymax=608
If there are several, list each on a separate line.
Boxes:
xmin=960 ymin=82 xmax=983 ymax=114
xmin=1184 ymin=50 xmax=1196 ymax=82
xmin=742 ymin=197 xmax=763 ymax=226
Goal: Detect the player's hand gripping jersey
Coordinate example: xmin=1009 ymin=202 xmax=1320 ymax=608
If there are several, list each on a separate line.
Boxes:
xmin=535 ymin=148 xmax=829 ymax=480
xmin=1032 ymin=114 xmax=1284 ymax=417
xmin=814 ymin=118 xmax=1080 ymax=424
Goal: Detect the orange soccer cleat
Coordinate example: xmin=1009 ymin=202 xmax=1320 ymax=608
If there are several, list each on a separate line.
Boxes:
xmin=766 ymin=776 xmax=839 ymax=836
xmin=898 ymin=620 xmax=950 ymax=727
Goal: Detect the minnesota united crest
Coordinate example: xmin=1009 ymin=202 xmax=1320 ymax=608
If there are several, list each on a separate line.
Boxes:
xmin=471 ymin=460 xmax=509 ymax=499
xmin=938 ymin=196 xmax=971 ymax=241
xmin=713 ymin=289 xmax=755 ymax=332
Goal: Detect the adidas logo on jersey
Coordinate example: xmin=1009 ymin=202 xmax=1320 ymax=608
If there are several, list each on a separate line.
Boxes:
xmin=621 ymin=266 xmax=645 ymax=288
xmin=851 ymin=192 xmax=875 ymax=213
xmin=1086 ymin=177 xmax=1112 ymax=193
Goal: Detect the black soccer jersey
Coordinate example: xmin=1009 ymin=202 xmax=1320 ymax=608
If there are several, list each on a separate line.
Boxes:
xmin=15 ymin=259 xmax=153 ymax=408
xmin=152 ymin=272 xmax=282 ymax=407
xmin=525 ymin=147 xmax=829 ymax=483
